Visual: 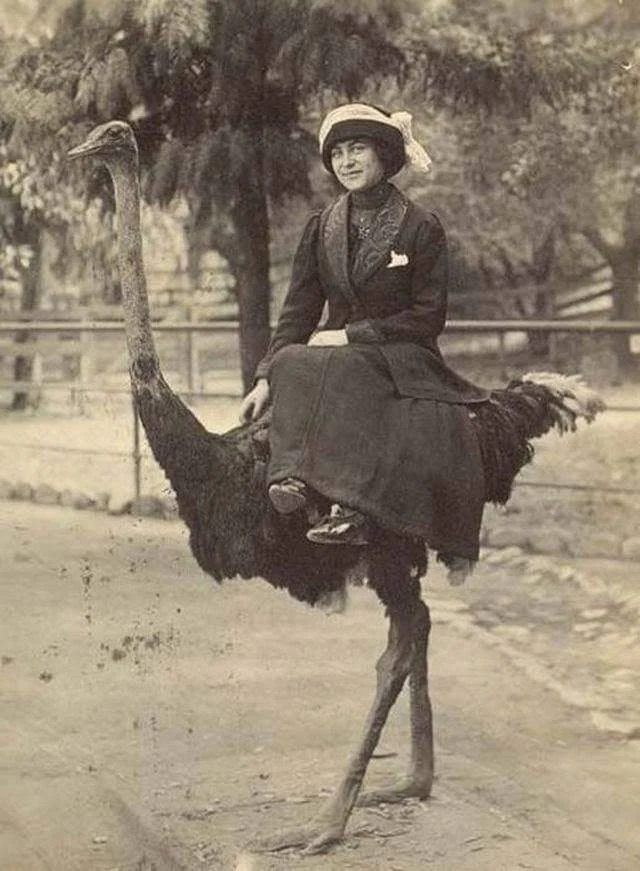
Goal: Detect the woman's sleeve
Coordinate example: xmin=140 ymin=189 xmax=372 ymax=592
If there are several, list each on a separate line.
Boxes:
xmin=254 ymin=214 xmax=326 ymax=380
xmin=348 ymin=211 xmax=448 ymax=346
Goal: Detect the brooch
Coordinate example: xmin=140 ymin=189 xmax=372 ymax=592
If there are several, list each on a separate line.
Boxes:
xmin=387 ymin=250 xmax=409 ymax=268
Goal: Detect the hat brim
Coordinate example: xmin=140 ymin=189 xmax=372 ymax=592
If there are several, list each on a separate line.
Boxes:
xmin=321 ymin=119 xmax=406 ymax=178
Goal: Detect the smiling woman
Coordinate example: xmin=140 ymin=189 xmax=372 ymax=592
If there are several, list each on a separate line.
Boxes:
xmin=240 ymin=102 xmax=488 ymax=571
xmin=329 ymin=139 xmax=385 ymax=192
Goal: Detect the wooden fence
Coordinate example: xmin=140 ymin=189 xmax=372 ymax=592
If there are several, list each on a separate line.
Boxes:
xmin=1 ymin=319 xmax=639 ymax=500
xmin=0 ymin=317 xmax=638 ymax=411
xmin=0 ymin=323 xmax=92 ymax=409
xmin=0 ymin=259 xmax=616 ymax=401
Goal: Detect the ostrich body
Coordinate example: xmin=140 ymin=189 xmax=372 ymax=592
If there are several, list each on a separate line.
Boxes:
xmin=68 ymin=121 xmax=605 ymax=854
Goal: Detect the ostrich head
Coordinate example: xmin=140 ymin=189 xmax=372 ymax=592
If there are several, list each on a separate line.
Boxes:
xmin=67 ymin=120 xmax=138 ymax=165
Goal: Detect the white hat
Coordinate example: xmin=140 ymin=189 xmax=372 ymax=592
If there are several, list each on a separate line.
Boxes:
xmin=319 ymin=103 xmax=432 ymax=177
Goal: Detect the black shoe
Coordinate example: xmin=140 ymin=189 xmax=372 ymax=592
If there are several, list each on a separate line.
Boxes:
xmin=306 ymin=504 xmax=369 ymax=546
xmin=268 ymin=478 xmax=309 ymax=514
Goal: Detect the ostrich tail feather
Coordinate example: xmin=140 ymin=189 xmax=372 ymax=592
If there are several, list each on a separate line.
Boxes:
xmin=472 ymin=371 xmax=605 ymax=504
xmin=517 ymin=371 xmax=606 ymax=427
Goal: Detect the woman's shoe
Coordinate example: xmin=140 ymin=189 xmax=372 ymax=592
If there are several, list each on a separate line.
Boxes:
xmin=268 ymin=478 xmax=309 ymax=514
xmin=306 ymin=504 xmax=369 ymax=545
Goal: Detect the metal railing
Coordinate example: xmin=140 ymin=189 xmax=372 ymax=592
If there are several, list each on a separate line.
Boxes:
xmin=1 ymin=318 xmax=639 ymax=501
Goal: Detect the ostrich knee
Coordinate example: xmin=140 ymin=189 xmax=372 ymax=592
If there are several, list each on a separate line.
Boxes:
xmin=375 ymin=625 xmax=413 ymax=696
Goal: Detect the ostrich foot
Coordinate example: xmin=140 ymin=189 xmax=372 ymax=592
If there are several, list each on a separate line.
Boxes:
xmin=357 ymin=776 xmax=432 ymax=806
xmin=246 ymin=820 xmax=345 ymax=855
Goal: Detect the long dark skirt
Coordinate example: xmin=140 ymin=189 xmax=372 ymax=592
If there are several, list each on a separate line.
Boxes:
xmin=267 ymin=344 xmax=486 ymax=561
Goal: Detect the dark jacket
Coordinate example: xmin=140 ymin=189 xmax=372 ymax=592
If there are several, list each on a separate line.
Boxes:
xmin=255 ymin=184 xmax=486 ymax=403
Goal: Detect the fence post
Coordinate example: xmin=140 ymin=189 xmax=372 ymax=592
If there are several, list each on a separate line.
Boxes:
xmin=187 ymin=307 xmax=199 ymax=397
xmin=32 ymin=350 xmax=43 ymax=408
xmin=498 ymin=329 xmax=507 ymax=379
xmin=76 ymin=329 xmax=91 ymax=414
xmin=132 ymin=393 xmax=141 ymax=501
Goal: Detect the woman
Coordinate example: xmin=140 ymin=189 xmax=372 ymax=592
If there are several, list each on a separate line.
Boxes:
xmin=241 ymin=103 xmax=488 ymax=569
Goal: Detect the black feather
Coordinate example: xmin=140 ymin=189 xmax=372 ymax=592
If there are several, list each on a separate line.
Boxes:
xmin=472 ymin=380 xmax=577 ymax=505
xmin=134 ymin=373 xmax=594 ymax=601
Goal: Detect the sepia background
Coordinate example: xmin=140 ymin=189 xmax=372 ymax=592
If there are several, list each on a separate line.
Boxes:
xmin=0 ymin=1 xmax=639 ymax=869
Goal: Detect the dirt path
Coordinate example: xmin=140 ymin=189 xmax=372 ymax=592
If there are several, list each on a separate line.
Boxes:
xmin=1 ymin=503 xmax=639 ymax=870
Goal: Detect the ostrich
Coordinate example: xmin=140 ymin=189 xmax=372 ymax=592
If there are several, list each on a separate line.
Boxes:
xmin=68 ymin=121 xmax=604 ymax=854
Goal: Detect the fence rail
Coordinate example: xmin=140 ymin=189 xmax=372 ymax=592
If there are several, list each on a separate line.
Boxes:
xmin=2 ymin=317 xmax=640 ymax=332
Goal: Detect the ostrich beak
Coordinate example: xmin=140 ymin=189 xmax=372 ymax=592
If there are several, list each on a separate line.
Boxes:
xmin=67 ymin=138 xmax=101 ymax=160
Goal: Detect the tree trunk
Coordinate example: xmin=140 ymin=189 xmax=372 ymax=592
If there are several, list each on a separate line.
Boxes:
xmin=230 ymin=132 xmax=272 ymax=393
xmin=11 ymin=222 xmax=42 ymax=411
xmin=610 ymin=247 xmax=639 ymax=371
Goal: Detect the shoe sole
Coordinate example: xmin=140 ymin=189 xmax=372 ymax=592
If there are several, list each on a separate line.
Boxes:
xmin=268 ymin=485 xmax=307 ymax=515
xmin=306 ymin=529 xmax=369 ymax=546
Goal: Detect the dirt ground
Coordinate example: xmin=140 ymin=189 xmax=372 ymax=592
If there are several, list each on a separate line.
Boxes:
xmin=1 ymin=378 xmax=639 ymax=869
xmin=2 ymin=502 xmax=639 ymax=871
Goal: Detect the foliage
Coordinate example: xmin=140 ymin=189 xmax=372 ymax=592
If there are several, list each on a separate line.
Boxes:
xmin=1 ymin=0 xmax=638 ymax=361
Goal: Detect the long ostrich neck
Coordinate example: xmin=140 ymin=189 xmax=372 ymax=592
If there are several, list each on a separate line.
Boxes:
xmin=107 ymin=152 xmax=211 ymax=501
xmin=109 ymin=154 xmax=159 ymax=386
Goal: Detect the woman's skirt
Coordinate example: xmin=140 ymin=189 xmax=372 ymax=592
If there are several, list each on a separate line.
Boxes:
xmin=267 ymin=343 xmax=486 ymax=561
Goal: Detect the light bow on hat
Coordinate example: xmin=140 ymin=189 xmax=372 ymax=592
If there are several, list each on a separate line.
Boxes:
xmin=390 ymin=111 xmax=432 ymax=173
xmin=318 ymin=103 xmax=432 ymax=175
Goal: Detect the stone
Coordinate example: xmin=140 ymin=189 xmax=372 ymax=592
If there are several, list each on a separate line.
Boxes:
xmin=474 ymin=609 xmax=501 ymax=626
xmin=60 ymin=489 xmax=79 ymax=508
xmin=483 ymin=546 xmax=524 ymax=566
xmin=525 ymin=554 xmax=554 ymax=574
xmin=622 ymin=537 xmax=640 ymax=560
xmin=434 ymin=599 xmax=470 ymax=613
xmin=568 ymin=533 xmax=621 ymax=559
xmin=13 ymin=481 xmax=33 ymax=501
xmin=486 ymin=525 xmax=531 ymax=550
xmin=555 ymin=565 xmax=577 ymax=583
xmin=580 ymin=608 xmax=609 ymax=621
xmin=572 ymin=622 xmax=600 ymax=636
xmin=129 ymin=495 xmax=166 ymax=518
xmin=527 ymin=528 xmax=570 ymax=556
xmin=493 ymin=625 xmax=532 ymax=641
xmin=72 ymin=492 xmax=96 ymax=510
xmin=93 ymin=492 xmax=110 ymax=512
xmin=0 ymin=479 xmax=14 ymax=499
xmin=33 ymin=484 xmax=60 ymax=506
xmin=590 ymin=711 xmax=640 ymax=740
xmin=160 ymin=496 xmax=178 ymax=519
xmin=108 ymin=497 xmax=133 ymax=516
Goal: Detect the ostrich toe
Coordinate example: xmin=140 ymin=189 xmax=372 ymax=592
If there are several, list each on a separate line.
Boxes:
xmin=245 ymin=819 xmax=344 ymax=854
xmin=357 ymin=776 xmax=433 ymax=806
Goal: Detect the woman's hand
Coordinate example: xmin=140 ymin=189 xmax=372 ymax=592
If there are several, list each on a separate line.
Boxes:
xmin=307 ymin=329 xmax=348 ymax=347
xmin=240 ymin=378 xmax=271 ymax=423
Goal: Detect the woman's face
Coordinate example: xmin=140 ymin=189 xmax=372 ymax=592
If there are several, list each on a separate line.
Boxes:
xmin=330 ymin=138 xmax=385 ymax=191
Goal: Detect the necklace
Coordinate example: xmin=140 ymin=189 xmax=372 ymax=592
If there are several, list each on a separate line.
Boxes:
xmin=351 ymin=210 xmax=377 ymax=240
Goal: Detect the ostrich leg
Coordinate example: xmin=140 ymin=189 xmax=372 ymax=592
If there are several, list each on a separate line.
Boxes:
xmin=359 ymin=598 xmax=434 ymax=804
xmin=248 ymin=603 xmax=415 ymax=854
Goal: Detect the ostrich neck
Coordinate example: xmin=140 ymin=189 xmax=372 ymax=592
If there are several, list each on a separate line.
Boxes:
xmin=106 ymin=153 xmax=212 ymax=506
xmin=109 ymin=157 xmax=159 ymax=385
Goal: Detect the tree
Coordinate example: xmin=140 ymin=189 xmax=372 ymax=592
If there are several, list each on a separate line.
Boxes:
xmin=485 ymin=55 xmax=640 ymax=368
xmin=400 ymin=0 xmax=640 ymax=368
xmin=0 ymin=27 xmax=89 ymax=406
xmin=41 ymin=0 xmax=408 ymax=389
xmin=4 ymin=0 xmax=636 ymax=391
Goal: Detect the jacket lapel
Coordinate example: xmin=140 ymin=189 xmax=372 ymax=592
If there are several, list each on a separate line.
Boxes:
xmin=318 ymin=194 xmax=365 ymax=316
xmin=351 ymin=187 xmax=409 ymax=286
xmin=318 ymin=186 xmax=410 ymax=312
